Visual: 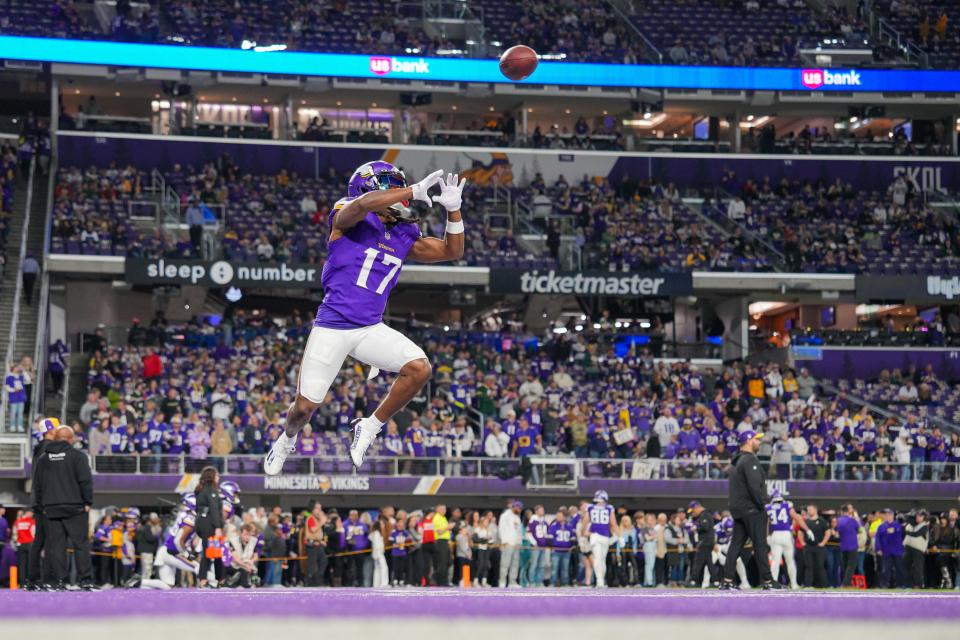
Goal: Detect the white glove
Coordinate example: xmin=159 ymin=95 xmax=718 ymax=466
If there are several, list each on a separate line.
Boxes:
xmin=410 ymin=169 xmax=443 ymax=206
xmin=806 ymin=529 xmax=815 ymax=542
xmin=433 ymin=172 xmax=467 ymax=212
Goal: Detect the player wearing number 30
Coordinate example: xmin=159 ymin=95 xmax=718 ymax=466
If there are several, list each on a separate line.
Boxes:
xmin=264 ymin=161 xmax=466 ymax=475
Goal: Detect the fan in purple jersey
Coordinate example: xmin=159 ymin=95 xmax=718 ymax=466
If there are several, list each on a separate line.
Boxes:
xmin=264 ymin=161 xmax=467 ymax=475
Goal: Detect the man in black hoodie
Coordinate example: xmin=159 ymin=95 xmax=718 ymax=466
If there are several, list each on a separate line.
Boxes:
xmin=26 ymin=418 xmax=58 ymax=589
xmin=33 ymin=426 xmax=95 ymax=589
xmin=720 ymin=429 xmax=781 ymax=590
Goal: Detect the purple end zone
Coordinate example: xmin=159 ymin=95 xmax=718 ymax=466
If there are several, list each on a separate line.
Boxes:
xmin=0 ymin=589 xmax=958 ymax=620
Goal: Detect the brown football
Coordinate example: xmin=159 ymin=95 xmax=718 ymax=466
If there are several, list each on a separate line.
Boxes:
xmin=499 ymin=45 xmax=539 ymax=81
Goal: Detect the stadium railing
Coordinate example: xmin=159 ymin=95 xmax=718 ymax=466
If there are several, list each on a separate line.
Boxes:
xmin=0 ymin=157 xmax=36 ymax=434
xmin=88 ymin=454 xmax=960 ymax=483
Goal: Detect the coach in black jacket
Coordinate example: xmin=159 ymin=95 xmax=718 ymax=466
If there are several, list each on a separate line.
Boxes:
xmin=687 ymin=500 xmax=717 ymax=587
xmin=721 ymin=430 xmax=779 ymax=590
xmin=33 ymin=427 xmax=95 ymax=588
xmin=27 ymin=424 xmax=57 ymax=588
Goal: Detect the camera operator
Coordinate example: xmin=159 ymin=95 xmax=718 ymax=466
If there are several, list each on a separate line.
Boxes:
xmin=33 ymin=426 xmax=95 ymax=590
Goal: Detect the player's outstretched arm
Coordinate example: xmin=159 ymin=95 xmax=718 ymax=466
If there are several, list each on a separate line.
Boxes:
xmin=410 ymin=173 xmax=466 ymax=263
xmin=334 ymin=169 xmax=443 ymax=231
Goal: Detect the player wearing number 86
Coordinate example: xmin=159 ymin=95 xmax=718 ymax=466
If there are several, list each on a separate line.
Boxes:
xmin=264 ymin=161 xmax=466 ymax=475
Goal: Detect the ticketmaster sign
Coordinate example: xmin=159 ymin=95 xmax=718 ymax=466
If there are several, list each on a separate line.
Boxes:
xmin=490 ymin=269 xmax=693 ymax=297
xmin=125 ymin=258 xmax=319 ymax=288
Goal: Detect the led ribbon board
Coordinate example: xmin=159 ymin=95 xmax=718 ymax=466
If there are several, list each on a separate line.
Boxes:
xmin=2 ymin=35 xmax=960 ymax=92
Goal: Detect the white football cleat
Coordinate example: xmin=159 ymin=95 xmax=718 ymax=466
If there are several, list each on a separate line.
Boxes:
xmin=264 ymin=431 xmax=297 ymax=476
xmin=350 ymin=418 xmax=382 ymax=469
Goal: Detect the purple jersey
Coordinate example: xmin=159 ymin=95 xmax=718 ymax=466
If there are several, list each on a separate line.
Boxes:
xmin=298 ymin=435 xmax=319 ymax=456
xmin=528 ymin=518 xmax=550 ymax=547
xmin=314 ymin=199 xmax=421 ymax=328
xmin=513 ymin=427 xmax=538 ymax=457
xmin=765 ymin=501 xmax=793 ymax=532
xmin=147 ymin=420 xmax=167 ymax=447
xmin=389 ymin=528 xmax=409 ymax=556
xmin=164 ymin=511 xmax=197 ymax=554
xmin=344 ymin=518 xmax=370 ymax=550
xmin=678 ymin=428 xmax=702 ymax=452
xmin=586 ymin=503 xmax=614 ymax=536
xmin=383 ymin=433 xmax=404 ymax=456
xmin=404 ymin=427 xmax=425 ymax=456
xmin=547 ymin=520 xmax=575 ymax=550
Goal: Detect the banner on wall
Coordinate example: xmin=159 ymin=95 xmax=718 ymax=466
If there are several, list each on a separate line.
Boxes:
xmin=489 ymin=268 xmax=693 ymax=297
xmin=6 ymin=35 xmax=960 ymax=92
xmin=124 ymin=258 xmax=320 ymax=288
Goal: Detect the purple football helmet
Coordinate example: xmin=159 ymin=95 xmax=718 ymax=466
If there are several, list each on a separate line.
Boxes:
xmin=180 ymin=493 xmax=197 ymax=513
xmin=220 ymin=480 xmax=240 ymax=504
xmin=348 ymin=161 xmax=407 ymax=198
xmin=770 ymin=488 xmax=783 ymax=502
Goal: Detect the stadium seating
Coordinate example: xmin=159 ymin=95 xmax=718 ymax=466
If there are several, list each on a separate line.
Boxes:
xmin=72 ymin=314 xmax=960 ymax=482
xmin=48 ymin=162 xmax=554 ymax=269
xmin=878 ymin=1 xmax=959 ymax=69
xmin=717 ymin=177 xmax=960 ymax=275
xmin=0 ymin=0 xmax=102 ymax=40
xmin=0 ymin=0 xmax=903 ymax=67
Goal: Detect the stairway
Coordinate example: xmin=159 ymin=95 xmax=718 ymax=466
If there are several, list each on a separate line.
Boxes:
xmin=0 ymin=175 xmax=37 ymax=361
xmin=61 ymin=356 xmax=89 ymax=425
xmin=12 ymin=167 xmax=48 ymax=365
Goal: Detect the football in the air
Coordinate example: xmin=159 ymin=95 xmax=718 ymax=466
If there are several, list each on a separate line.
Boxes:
xmin=499 ymin=45 xmax=539 ymax=81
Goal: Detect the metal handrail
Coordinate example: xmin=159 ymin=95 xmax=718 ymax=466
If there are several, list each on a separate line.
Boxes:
xmin=706 ymin=188 xmax=788 ymax=270
xmin=1 ymin=157 xmax=36 ymax=433
xmin=31 ymin=154 xmax=57 ymax=425
xmin=877 ymin=18 xmax=930 ymax=67
xmin=819 ymin=378 xmax=960 ymax=435
xmin=86 ymin=452 xmax=960 ymax=483
xmin=606 ymin=0 xmax=663 ymax=63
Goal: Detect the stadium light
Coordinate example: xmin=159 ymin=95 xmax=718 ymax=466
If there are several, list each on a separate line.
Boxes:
xmin=593 ymin=323 xmax=601 ymax=329
xmin=574 ymin=325 xmax=583 ymax=332
xmin=553 ymin=327 xmax=568 ymax=334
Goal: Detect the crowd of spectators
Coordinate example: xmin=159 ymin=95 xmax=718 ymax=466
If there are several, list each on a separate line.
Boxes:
xmin=3 ymin=495 xmax=957 ymax=590
xmin=0 ymin=0 xmax=101 ymax=40
xmin=876 ymin=0 xmax=958 ymax=68
xmin=48 ymin=156 xmax=553 ymax=270
xmin=6 ymin=0 xmax=940 ymax=69
xmin=478 ymin=0 xmax=642 ymax=64
xmin=61 ymin=310 xmax=960 ymax=484
xmin=526 ymin=174 xmax=772 ymax=272
xmin=716 ymin=170 xmax=960 ymax=274
xmin=633 ymin=0 xmax=871 ymax=67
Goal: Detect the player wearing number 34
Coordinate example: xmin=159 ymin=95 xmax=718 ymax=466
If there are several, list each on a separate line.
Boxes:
xmin=264 ymin=161 xmax=466 ymax=475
